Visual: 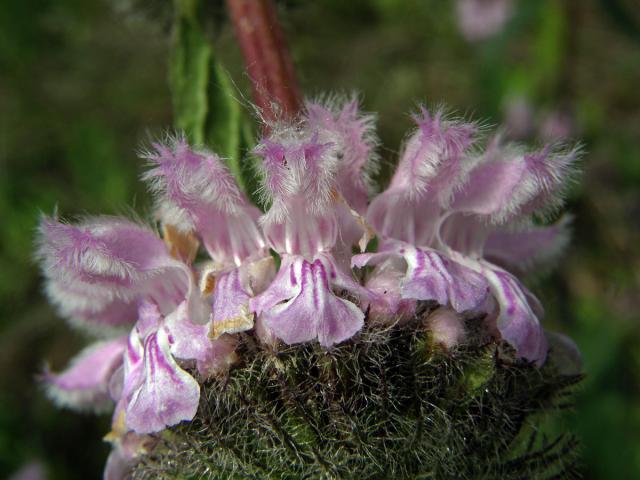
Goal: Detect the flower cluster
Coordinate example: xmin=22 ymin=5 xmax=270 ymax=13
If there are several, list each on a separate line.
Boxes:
xmin=37 ymin=97 xmax=577 ymax=478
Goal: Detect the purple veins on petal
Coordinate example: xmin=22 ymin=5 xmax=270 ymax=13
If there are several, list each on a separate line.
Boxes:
xmin=125 ymin=326 xmax=200 ymax=434
xmin=401 ymin=246 xmax=489 ymax=312
xmin=253 ymin=255 xmax=365 ymax=348
xmin=44 ymin=336 xmax=127 ymax=412
xmin=120 ymin=328 xmax=144 ymax=407
xmin=482 ymin=265 xmax=548 ymax=365
xmin=250 ymin=255 xmax=303 ymax=316
xmin=353 ymin=243 xmax=488 ymax=313
xmin=257 ymin=258 xmax=317 ymax=345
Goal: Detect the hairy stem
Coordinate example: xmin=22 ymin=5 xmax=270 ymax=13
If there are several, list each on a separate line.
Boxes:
xmin=226 ymin=0 xmax=302 ymax=122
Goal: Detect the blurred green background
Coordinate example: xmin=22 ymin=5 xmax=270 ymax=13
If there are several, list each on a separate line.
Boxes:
xmin=1 ymin=0 xmax=639 ymax=478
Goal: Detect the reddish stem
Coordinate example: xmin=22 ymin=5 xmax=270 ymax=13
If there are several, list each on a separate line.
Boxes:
xmin=226 ymin=0 xmax=302 ymax=122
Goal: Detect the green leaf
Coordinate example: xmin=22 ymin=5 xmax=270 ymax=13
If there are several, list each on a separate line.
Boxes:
xmin=169 ymin=0 xmax=258 ymax=199
xmin=205 ymin=61 xmax=244 ymax=187
xmin=169 ymin=2 xmax=210 ymax=145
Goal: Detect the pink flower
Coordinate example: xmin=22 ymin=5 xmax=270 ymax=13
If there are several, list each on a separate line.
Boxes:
xmin=251 ymin=99 xmax=378 ymax=347
xmin=355 ymin=108 xmax=579 ymax=365
xmin=37 ymin=96 xmax=579 ymax=479
xmin=456 ymin=0 xmax=514 ymax=42
xmin=37 ymin=138 xmax=274 ymax=474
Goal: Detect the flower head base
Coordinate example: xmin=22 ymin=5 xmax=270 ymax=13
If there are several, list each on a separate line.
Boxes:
xmin=36 ymin=96 xmax=579 ymax=478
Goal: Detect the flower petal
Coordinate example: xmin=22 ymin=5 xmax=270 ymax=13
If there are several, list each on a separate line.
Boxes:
xmin=255 ymin=131 xmax=337 ymax=217
xmin=44 ymin=336 xmax=127 ymax=412
xmin=121 ymin=327 xmax=144 ymax=403
xmin=211 ymin=268 xmax=253 ymax=339
xmin=401 ymin=246 xmax=489 ymax=312
xmin=196 ymin=335 xmax=239 ymax=378
xmin=450 ymin=142 xmax=579 ymax=224
xmin=104 ymin=448 xmax=130 ymax=480
xmin=450 ymin=153 xmax=527 ymax=220
xmin=367 ymin=191 xmax=441 ymax=246
xmin=389 ymin=108 xmax=476 ymax=203
xmin=484 ymin=217 xmax=571 ymax=273
xmin=261 ymin=201 xmax=338 ymax=256
xmin=254 ymin=313 xmax=279 ymax=347
xmin=481 ymin=266 xmax=548 ymax=365
xmin=316 ymin=294 xmax=365 ymax=348
xmin=36 ymin=216 xmax=190 ymax=328
xmin=305 ymin=96 xmax=378 ymax=214
xmin=363 ymin=258 xmax=417 ymax=322
xmin=255 ymin=129 xmax=341 ymax=256
xmin=104 ymin=431 xmax=155 ymax=480
xmin=125 ymin=327 xmax=200 ymax=434
xmin=250 ymin=255 xmax=303 ymax=316
xmin=142 ymin=138 xmax=265 ymax=265
xmin=367 ymin=109 xmax=476 ymax=245
xmin=164 ymin=301 xmax=212 ymax=362
xmin=44 ymin=282 xmax=139 ymax=333
xmin=260 ymin=256 xmax=364 ymax=347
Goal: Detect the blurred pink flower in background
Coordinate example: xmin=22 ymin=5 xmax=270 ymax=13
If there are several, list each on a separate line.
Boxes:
xmin=456 ymin=0 xmax=514 ymax=41
xmin=540 ymin=109 xmax=576 ymax=142
xmin=503 ymin=96 xmax=576 ymax=142
xmin=8 ymin=462 xmax=46 ymax=480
